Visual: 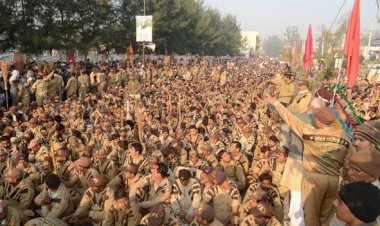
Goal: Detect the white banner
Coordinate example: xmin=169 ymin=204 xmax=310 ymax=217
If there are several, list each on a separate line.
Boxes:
xmin=136 ymin=15 xmax=153 ymax=42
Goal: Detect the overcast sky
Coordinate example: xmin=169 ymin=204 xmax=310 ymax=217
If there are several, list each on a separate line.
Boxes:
xmin=204 ymin=0 xmax=378 ymax=40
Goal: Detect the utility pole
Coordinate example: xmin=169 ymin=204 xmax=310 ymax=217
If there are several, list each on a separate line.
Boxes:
xmin=142 ymin=0 xmax=146 ymax=65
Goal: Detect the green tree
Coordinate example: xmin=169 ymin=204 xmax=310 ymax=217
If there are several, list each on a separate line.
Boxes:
xmin=263 ymin=35 xmax=283 ymax=57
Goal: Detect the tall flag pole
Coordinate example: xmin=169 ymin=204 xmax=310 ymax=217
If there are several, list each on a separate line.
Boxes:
xmin=344 ymin=0 xmax=360 ymax=88
xmin=292 ymin=40 xmax=298 ymax=65
xmin=303 ymin=24 xmax=314 ymax=71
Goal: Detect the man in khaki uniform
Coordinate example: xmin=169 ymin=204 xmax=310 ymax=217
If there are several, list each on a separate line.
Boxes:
xmin=200 ymin=144 xmax=218 ymax=167
xmin=0 ymin=200 xmax=23 ymax=226
xmin=190 ymin=202 xmax=224 ymax=226
xmin=0 ymin=168 xmax=35 ymax=210
xmin=287 ymin=80 xmax=312 ymax=113
xmin=65 ymin=74 xmax=78 ymax=98
xmin=48 ymin=72 xmax=64 ymax=101
xmin=12 ymin=79 xmax=30 ymax=112
xmin=103 ymin=197 xmax=133 ymax=226
xmin=77 ymin=71 xmax=90 ymax=98
xmin=96 ymin=70 xmax=107 ymax=95
xmin=203 ymin=171 xmax=241 ymax=225
xmin=240 ymin=200 xmax=282 ymax=226
xmin=69 ymin=174 xmax=115 ymax=226
xmin=171 ymin=169 xmax=202 ymax=224
xmin=229 ymin=141 xmax=249 ymax=175
xmin=93 ymin=149 xmax=117 ymax=179
xmin=272 ymin=73 xmax=295 ymax=106
xmin=34 ymin=174 xmax=74 ymax=219
xmin=266 ymin=97 xmax=354 ymax=226
xmin=218 ymin=150 xmax=245 ymax=191
xmin=31 ymin=73 xmax=50 ymax=106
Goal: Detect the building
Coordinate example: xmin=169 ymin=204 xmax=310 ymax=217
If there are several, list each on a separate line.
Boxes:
xmin=241 ymin=31 xmax=259 ymax=58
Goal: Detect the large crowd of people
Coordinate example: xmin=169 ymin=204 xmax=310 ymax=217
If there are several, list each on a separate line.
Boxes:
xmin=0 ymin=57 xmax=379 ymax=226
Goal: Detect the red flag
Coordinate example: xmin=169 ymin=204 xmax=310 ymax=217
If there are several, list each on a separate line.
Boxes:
xmin=303 ymin=25 xmax=314 ymax=71
xmin=292 ymin=40 xmax=298 ymax=65
xmin=344 ymin=0 xmax=360 ymax=88
xmin=68 ymin=48 xmax=75 ymax=63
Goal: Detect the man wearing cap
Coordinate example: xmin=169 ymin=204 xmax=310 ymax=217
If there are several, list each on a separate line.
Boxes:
xmin=345 ymin=150 xmax=380 ymax=189
xmin=15 ymin=153 xmax=36 ymax=179
xmin=67 ymin=157 xmax=98 ymax=196
xmin=0 ymin=199 xmax=23 ymax=226
xmin=0 ymin=168 xmax=35 ymax=210
xmin=287 ymin=80 xmax=312 ymax=113
xmin=34 ymin=174 xmax=74 ymax=219
xmin=203 ymin=170 xmax=241 ymax=225
xmin=70 ymin=174 xmax=115 ymax=226
xmin=265 ymin=97 xmax=354 ymax=226
xmin=241 ymin=200 xmax=282 ymax=226
xmin=27 ymin=138 xmax=49 ymax=164
xmin=271 ymin=72 xmax=295 ymax=107
xmin=353 ymin=120 xmax=380 ymax=153
xmin=171 ymin=168 xmax=202 ymax=224
xmin=93 ymin=149 xmax=117 ymax=180
xmin=89 ymin=125 xmax=110 ymax=150
xmin=191 ymin=202 xmax=223 ymax=226
xmin=333 ymin=182 xmax=380 ymax=226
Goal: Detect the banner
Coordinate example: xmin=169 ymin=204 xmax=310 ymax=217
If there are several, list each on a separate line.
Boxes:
xmin=136 ymin=15 xmax=153 ymax=42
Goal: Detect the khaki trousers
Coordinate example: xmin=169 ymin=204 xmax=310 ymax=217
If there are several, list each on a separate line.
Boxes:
xmin=302 ymin=171 xmax=339 ymax=226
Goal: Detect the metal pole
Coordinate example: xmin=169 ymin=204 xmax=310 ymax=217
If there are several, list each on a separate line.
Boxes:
xmin=142 ymin=0 xmax=146 ymax=65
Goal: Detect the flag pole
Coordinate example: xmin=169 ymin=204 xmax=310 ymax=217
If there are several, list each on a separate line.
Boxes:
xmin=331 ymin=55 xmax=345 ymax=106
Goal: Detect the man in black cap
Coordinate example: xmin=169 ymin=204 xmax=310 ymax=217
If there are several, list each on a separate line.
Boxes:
xmin=171 ymin=168 xmax=201 ymax=224
xmin=333 ymin=182 xmax=380 ymax=226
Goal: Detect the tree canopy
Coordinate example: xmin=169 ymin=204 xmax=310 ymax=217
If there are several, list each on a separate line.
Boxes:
xmin=0 ymin=0 xmax=243 ymax=56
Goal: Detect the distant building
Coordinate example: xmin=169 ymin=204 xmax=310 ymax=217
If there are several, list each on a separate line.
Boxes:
xmin=241 ymin=31 xmax=259 ymax=58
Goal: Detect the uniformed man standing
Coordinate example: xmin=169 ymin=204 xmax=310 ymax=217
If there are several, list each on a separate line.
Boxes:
xmin=12 ymin=79 xmax=30 ymax=112
xmin=287 ymin=80 xmax=312 ymax=113
xmin=77 ymin=70 xmax=90 ymax=98
xmin=65 ymin=73 xmax=78 ymax=98
xmin=265 ymin=97 xmax=354 ymax=226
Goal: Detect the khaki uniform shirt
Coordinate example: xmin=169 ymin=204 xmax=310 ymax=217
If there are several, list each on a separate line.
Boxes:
xmin=203 ymin=185 xmax=241 ymax=224
xmin=137 ymin=175 xmax=172 ymax=209
xmin=171 ymin=178 xmax=201 ymax=217
xmin=74 ymin=187 xmax=115 ymax=225
xmin=273 ymin=102 xmax=354 ymax=176
xmin=287 ymin=89 xmax=312 ymax=113
xmin=34 ymin=184 xmax=74 ymax=218
xmin=0 ymin=180 xmax=35 ymax=210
